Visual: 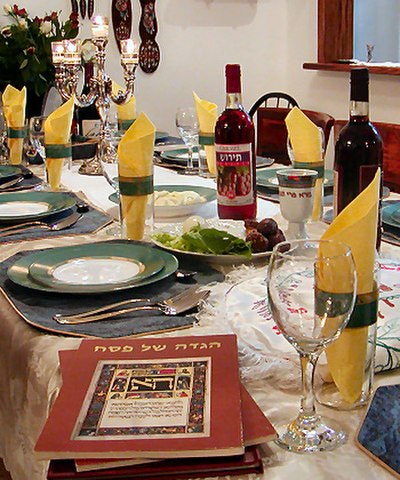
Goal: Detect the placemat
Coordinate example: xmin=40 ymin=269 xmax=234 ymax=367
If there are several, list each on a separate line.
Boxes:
xmin=0 ymin=240 xmax=225 ymax=338
xmin=0 ymin=191 xmax=112 ymax=243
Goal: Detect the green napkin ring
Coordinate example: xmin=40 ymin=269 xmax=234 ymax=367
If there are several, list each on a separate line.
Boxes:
xmin=118 ymin=119 xmax=135 ymax=131
xmin=199 ymin=132 xmax=215 ymax=146
xmin=7 ymin=126 xmax=27 ymax=139
xmin=119 ymin=175 xmax=153 ymax=196
xmin=293 ymin=161 xmax=325 ymax=179
xmin=45 ymin=144 xmax=72 ymax=158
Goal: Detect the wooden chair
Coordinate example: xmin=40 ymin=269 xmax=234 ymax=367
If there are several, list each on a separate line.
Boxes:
xmin=334 ymin=120 xmax=400 ymax=194
xmin=256 ymin=107 xmax=335 ymax=166
xmin=249 ymin=92 xmax=299 ymax=118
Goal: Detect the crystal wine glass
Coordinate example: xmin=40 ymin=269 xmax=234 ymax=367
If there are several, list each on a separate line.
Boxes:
xmin=175 ymin=107 xmax=199 ymax=175
xmin=267 ymin=239 xmax=357 ymax=453
xmin=0 ymin=106 xmax=9 ymax=164
xmin=29 ymin=116 xmax=47 ymax=162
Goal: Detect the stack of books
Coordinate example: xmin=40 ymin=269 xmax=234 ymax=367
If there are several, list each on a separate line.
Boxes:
xmin=34 ymin=334 xmax=276 ymax=479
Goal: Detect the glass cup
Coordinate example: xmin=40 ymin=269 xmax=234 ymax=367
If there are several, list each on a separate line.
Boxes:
xmin=175 ymin=107 xmax=199 ymax=175
xmin=276 ymin=168 xmax=318 ymax=240
xmin=315 ymin=261 xmax=379 ymax=410
xmin=197 ymin=143 xmax=216 ymax=178
xmin=267 ymin=239 xmax=357 ymax=452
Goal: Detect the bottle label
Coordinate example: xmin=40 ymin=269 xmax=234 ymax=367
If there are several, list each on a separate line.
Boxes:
xmin=82 ymin=120 xmax=101 ymax=137
xmin=215 ymin=143 xmax=254 ymax=206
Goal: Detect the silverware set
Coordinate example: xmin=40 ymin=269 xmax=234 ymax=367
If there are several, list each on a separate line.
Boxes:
xmin=53 ymin=285 xmax=210 ymax=324
xmin=0 ymin=211 xmax=82 ymax=237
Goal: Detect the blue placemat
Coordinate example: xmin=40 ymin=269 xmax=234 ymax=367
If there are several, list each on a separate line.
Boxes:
xmin=0 ymin=240 xmax=225 ymax=338
xmin=0 ymin=191 xmax=112 ymax=243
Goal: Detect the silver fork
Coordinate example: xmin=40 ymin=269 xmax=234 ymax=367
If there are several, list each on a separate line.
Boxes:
xmin=53 ymin=286 xmax=210 ymax=324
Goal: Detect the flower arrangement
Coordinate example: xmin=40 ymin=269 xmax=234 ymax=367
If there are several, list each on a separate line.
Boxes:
xmin=0 ymin=4 xmax=79 ymax=98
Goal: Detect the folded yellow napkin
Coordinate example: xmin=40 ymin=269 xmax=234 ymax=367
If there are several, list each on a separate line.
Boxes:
xmin=285 ymin=107 xmax=324 ymax=220
xmin=112 ymin=82 xmax=136 ymax=130
xmin=44 ymin=96 xmax=75 ymax=190
xmin=118 ymin=112 xmax=155 ymax=240
xmin=321 ymin=169 xmax=380 ymax=404
xmin=193 ymin=91 xmax=217 ymax=175
xmin=2 ymin=85 xmax=26 ymax=165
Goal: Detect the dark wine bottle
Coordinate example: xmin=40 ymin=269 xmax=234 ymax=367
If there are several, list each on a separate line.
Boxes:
xmin=215 ymin=64 xmax=257 ymax=220
xmin=78 ymin=62 xmax=101 ymax=138
xmin=334 ymin=67 xmax=383 ymax=248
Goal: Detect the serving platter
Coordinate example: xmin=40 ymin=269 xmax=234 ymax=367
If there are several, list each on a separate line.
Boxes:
xmin=7 ymin=242 xmax=179 ymax=294
xmin=152 ymin=218 xmax=272 ymax=266
xmin=0 ymin=191 xmax=76 ymax=223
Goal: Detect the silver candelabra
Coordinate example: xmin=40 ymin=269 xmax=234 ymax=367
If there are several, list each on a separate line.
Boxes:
xmin=51 ymin=16 xmax=139 ymax=175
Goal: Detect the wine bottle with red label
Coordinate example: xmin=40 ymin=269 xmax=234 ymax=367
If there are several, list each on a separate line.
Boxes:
xmin=215 ymin=64 xmax=257 ymax=220
xmin=334 ymin=67 xmax=383 ymax=249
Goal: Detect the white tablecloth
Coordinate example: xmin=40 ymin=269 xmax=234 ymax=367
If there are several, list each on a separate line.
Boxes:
xmin=0 ymin=164 xmax=399 ymax=480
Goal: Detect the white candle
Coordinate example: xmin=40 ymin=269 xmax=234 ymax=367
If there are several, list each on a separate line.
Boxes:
xmin=92 ymin=16 xmax=109 ymax=38
xmin=120 ymin=39 xmax=139 ymax=65
xmin=51 ymin=41 xmax=65 ymax=65
xmin=63 ymin=39 xmax=81 ymax=65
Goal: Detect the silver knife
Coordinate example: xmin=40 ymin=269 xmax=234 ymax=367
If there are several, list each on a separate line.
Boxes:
xmin=0 ymin=211 xmax=82 ymax=237
xmin=0 ymin=175 xmax=24 ymax=190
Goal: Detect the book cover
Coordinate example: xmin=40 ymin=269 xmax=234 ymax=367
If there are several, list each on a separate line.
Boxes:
xmin=72 ymin=385 xmax=276 ymax=473
xmin=47 ymin=445 xmax=263 ymax=479
xmin=35 ymin=335 xmax=244 ymax=460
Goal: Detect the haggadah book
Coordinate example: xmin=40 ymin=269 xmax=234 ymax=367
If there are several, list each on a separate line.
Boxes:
xmin=73 ymin=383 xmax=276 ymax=473
xmin=35 ymin=334 xmax=244 ymax=460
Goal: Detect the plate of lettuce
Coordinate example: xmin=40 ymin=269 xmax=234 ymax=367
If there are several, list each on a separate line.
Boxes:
xmin=152 ymin=217 xmax=271 ymax=266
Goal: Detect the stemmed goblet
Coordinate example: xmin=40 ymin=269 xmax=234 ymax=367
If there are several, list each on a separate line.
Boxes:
xmin=175 ymin=107 xmax=199 ymax=175
xmin=267 ymin=239 xmax=356 ymax=453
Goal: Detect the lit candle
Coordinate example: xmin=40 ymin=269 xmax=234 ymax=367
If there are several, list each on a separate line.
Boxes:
xmin=51 ymin=41 xmax=65 ymax=65
xmin=63 ymin=39 xmax=81 ymax=65
xmin=91 ymin=16 xmax=109 ymax=38
xmin=120 ymin=39 xmax=139 ymax=65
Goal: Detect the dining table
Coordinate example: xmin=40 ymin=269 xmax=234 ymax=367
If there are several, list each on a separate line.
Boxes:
xmin=0 ymin=159 xmax=399 ymax=480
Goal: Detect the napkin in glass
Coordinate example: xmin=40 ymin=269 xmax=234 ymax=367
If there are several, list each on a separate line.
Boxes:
xmin=112 ymin=81 xmax=136 ymax=131
xmin=44 ymin=96 xmax=75 ymax=191
xmin=2 ymin=85 xmax=26 ymax=165
xmin=118 ymin=112 xmax=155 ymax=240
xmin=320 ymin=169 xmax=380 ymax=404
xmin=285 ymin=107 xmax=324 ymax=220
xmin=193 ymin=91 xmax=217 ymax=175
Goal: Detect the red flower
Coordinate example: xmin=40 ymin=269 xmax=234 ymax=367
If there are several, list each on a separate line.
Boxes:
xmin=69 ymin=12 xmax=79 ymax=21
xmin=12 ymin=5 xmax=18 ymax=14
xmin=26 ymin=46 xmax=35 ymax=54
xmin=50 ymin=11 xmax=57 ymax=20
xmin=43 ymin=15 xmax=51 ymax=22
xmin=17 ymin=8 xmax=27 ymax=16
xmin=33 ymin=16 xmax=42 ymax=25
xmin=71 ymin=20 xmax=79 ymax=29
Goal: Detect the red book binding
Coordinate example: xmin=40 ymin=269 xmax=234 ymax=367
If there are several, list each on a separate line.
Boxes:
xmin=35 ymin=335 xmax=244 ymax=460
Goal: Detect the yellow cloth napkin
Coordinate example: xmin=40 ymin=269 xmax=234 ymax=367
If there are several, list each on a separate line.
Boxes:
xmin=193 ymin=91 xmax=217 ymax=175
xmin=2 ymin=85 xmax=26 ymax=165
xmin=321 ymin=169 xmax=380 ymax=404
xmin=44 ymin=96 xmax=75 ymax=191
xmin=285 ymin=107 xmax=324 ymax=220
xmin=118 ymin=112 xmax=155 ymax=240
xmin=112 ymin=82 xmax=136 ymax=128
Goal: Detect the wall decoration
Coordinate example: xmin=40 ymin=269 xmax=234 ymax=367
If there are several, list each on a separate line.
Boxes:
xmin=112 ymin=0 xmax=133 ymax=52
xmin=139 ymin=0 xmax=160 ymax=73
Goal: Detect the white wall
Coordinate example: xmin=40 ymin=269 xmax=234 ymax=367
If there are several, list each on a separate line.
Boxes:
xmin=3 ymin=0 xmax=400 ymax=161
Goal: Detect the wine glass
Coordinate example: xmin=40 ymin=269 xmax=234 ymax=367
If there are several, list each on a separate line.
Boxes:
xmin=29 ymin=116 xmax=47 ymax=162
xmin=175 ymin=107 xmax=199 ymax=175
xmin=100 ymin=127 xmax=124 ymax=236
xmin=267 ymin=239 xmax=357 ymax=453
xmin=0 ymin=106 xmax=9 ymax=164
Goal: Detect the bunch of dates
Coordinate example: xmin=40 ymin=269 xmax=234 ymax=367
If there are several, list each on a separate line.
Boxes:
xmin=244 ymin=218 xmax=286 ymax=253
